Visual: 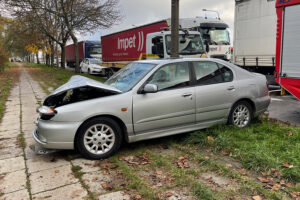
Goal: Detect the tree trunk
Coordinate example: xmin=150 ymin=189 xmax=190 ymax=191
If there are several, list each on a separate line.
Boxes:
xmin=70 ymin=33 xmax=79 ymax=73
xmin=46 ymin=54 xmax=50 ymax=66
xmin=36 ymin=53 xmax=40 ymax=64
xmin=60 ymin=43 xmax=66 ymax=69
xmin=55 ymin=43 xmax=58 ymax=67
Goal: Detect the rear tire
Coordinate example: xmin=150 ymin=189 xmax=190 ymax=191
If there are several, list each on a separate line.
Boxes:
xmin=75 ymin=117 xmax=123 ymax=160
xmin=229 ymin=101 xmax=253 ymax=128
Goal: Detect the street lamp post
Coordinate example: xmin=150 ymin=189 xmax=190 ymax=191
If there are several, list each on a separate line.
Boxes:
xmin=171 ymin=0 xmax=179 ymax=58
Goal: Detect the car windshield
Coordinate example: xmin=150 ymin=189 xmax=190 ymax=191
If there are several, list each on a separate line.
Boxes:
xmin=90 ymin=59 xmax=101 ymax=64
xmin=165 ymin=34 xmax=205 ymax=55
xmin=105 ymin=62 xmax=157 ymax=92
xmin=200 ymin=28 xmax=230 ymax=45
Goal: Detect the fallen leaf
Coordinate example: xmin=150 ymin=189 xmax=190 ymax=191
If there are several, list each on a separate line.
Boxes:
xmin=101 ymin=183 xmax=113 ymax=190
xmin=226 ymin=163 xmax=233 ymax=168
xmin=252 ymin=195 xmax=262 ymax=200
xmin=133 ymin=194 xmax=142 ymax=200
xmin=261 ymin=171 xmax=268 ymax=176
xmin=165 ymin=192 xmax=173 ymax=197
xmin=239 ymin=169 xmax=247 ymax=175
xmin=54 ymin=170 xmax=60 ymax=173
xmin=156 ymin=170 xmax=163 ymax=175
xmin=286 ymin=182 xmax=292 ymax=187
xmin=288 ymin=131 xmax=293 ymax=136
xmin=221 ymin=151 xmax=229 ymax=156
xmin=290 ymin=192 xmax=300 ymax=198
xmin=271 ymin=184 xmax=281 ymax=191
xmin=258 ymin=177 xmax=270 ymax=183
xmin=212 ymin=185 xmax=217 ymax=191
xmin=156 ymin=183 xmax=163 ymax=187
xmin=204 ymin=156 xmax=210 ymax=159
xmin=283 ymin=162 xmax=293 ymax=168
xmin=178 ymin=156 xmax=185 ymax=160
xmin=207 ymin=136 xmax=214 ymax=142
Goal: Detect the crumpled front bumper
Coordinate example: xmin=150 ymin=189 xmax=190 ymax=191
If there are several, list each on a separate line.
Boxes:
xmin=33 ymin=118 xmax=81 ymax=150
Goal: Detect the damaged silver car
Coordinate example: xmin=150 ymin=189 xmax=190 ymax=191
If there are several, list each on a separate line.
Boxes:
xmin=33 ymin=58 xmax=270 ymax=159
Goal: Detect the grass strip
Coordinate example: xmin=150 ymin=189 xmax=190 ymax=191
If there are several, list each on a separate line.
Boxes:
xmin=173 ymin=144 xmax=287 ymax=200
xmin=109 ymin=156 xmax=158 ymax=200
xmin=182 ymin=120 xmax=300 ymax=183
xmin=147 ymin=151 xmax=215 ymax=200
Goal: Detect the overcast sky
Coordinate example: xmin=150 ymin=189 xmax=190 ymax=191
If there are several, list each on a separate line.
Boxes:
xmin=79 ymin=0 xmax=235 ymax=42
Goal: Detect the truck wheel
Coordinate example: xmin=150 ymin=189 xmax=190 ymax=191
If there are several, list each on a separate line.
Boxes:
xmin=75 ymin=117 xmax=123 ymax=160
xmin=229 ymin=101 xmax=253 ymax=128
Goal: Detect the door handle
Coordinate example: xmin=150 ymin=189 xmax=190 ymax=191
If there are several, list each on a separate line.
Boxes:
xmin=227 ymin=86 xmax=235 ymax=91
xmin=182 ymin=93 xmax=193 ymax=97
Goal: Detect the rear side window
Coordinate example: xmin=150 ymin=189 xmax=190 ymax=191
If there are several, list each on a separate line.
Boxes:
xmin=193 ymin=61 xmax=233 ymax=85
xmin=193 ymin=61 xmax=223 ymax=85
xmin=219 ymin=64 xmax=233 ymax=82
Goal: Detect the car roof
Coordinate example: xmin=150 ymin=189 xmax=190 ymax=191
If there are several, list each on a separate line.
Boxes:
xmin=136 ymin=58 xmax=226 ymax=65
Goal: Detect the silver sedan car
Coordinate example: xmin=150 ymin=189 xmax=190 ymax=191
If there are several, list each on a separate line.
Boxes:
xmin=33 ymin=58 xmax=270 ymax=159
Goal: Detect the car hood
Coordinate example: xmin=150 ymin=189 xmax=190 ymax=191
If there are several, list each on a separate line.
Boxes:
xmin=51 ymin=75 xmax=122 ymax=95
xmin=43 ymin=76 xmax=122 ymax=108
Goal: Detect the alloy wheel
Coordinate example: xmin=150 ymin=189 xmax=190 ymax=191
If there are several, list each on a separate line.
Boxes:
xmin=232 ymin=104 xmax=250 ymax=128
xmin=83 ymin=124 xmax=115 ymax=155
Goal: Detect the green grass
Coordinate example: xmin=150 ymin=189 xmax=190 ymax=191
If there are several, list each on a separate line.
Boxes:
xmin=23 ymin=62 xmax=105 ymax=94
xmin=0 ymin=62 xmax=16 ymax=122
xmin=182 ymin=119 xmax=300 ymax=182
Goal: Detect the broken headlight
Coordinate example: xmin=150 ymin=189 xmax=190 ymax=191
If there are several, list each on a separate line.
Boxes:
xmin=36 ymin=106 xmax=57 ymax=120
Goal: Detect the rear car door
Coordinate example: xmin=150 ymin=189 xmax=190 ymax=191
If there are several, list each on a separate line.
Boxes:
xmin=192 ymin=61 xmax=236 ymax=122
xmin=132 ymin=62 xmax=196 ymax=134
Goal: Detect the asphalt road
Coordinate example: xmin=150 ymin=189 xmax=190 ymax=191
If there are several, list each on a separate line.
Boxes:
xmin=268 ymin=95 xmax=300 ymax=126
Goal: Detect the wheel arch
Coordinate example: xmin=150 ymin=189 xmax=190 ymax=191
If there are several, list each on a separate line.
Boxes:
xmin=229 ymin=98 xmax=256 ymax=120
xmin=74 ymin=114 xmax=129 ymax=149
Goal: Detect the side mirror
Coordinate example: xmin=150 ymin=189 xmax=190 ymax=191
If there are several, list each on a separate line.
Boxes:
xmin=152 ymin=45 xmax=158 ymax=54
xmin=143 ymin=84 xmax=158 ymax=93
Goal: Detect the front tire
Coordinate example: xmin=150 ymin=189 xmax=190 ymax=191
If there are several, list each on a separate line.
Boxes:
xmin=229 ymin=101 xmax=253 ymax=128
xmin=76 ymin=117 xmax=123 ymax=160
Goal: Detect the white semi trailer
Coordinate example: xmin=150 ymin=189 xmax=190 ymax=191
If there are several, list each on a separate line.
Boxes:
xmin=233 ymin=0 xmax=277 ymax=77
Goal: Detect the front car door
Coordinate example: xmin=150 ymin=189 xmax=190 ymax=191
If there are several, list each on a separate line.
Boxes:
xmin=132 ymin=62 xmax=196 ymax=134
xmin=192 ymin=61 xmax=236 ymax=123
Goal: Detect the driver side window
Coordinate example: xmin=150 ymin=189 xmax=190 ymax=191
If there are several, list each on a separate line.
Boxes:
xmin=147 ymin=62 xmax=190 ymax=91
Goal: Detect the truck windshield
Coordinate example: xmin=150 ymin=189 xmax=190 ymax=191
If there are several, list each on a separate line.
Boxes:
xmin=105 ymin=62 xmax=156 ymax=92
xmin=200 ymin=28 xmax=230 ymax=45
xmin=165 ymin=34 xmax=205 ymax=55
xmin=88 ymin=47 xmax=102 ymax=55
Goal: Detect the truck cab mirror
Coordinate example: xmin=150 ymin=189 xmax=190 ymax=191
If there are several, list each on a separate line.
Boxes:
xmin=152 ymin=43 xmax=164 ymax=58
xmin=152 ymin=45 xmax=158 ymax=54
xmin=205 ymin=41 xmax=210 ymax=53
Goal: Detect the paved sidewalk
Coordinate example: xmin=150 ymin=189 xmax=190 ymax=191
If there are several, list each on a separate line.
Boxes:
xmin=0 ymin=65 xmax=129 ymax=200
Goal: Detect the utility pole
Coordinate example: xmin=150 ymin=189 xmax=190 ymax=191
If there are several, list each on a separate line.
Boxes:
xmin=171 ymin=0 xmax=179 ymax=58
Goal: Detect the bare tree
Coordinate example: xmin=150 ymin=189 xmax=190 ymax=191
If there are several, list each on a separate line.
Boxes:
xmin=59 ymin=0 xmax=121 ymax=72
xmin=6 ymin=0 xmax=70 ymax=68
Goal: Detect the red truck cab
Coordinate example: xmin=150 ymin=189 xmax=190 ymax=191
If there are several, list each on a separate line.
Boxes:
xmin=275 ymin=0 xmax=300 ymax=100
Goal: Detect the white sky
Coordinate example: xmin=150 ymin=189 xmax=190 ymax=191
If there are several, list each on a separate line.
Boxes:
xmin=79 ymin=0 xmax=235 ymax=43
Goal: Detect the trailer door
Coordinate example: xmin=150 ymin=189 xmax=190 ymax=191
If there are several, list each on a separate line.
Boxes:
xmin=281 ymin=4 xmax=300 ymax=78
